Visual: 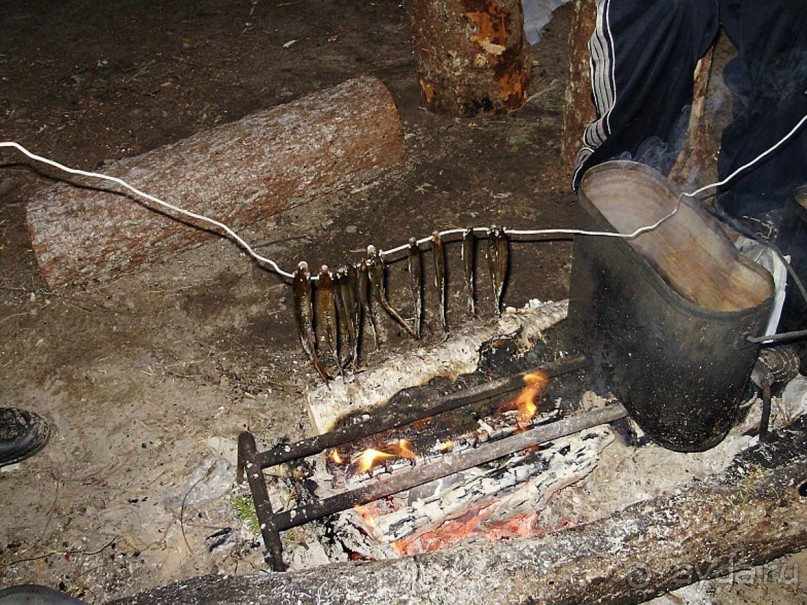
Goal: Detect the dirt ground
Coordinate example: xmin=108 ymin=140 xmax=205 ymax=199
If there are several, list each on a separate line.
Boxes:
xmin=0 ymin=1 xmax=804 ymax=603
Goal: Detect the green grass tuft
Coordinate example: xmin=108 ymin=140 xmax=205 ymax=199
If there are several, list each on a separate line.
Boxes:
xmin=231 ymin=493 xmax=261 ymax=536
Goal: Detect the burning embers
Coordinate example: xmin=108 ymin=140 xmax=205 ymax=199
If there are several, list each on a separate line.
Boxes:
xmin=320 ymin=369 xmax=614 ymax=557
xmin=352 ymin=423 xmax=614 ymax=556
xmin=237 ymin=346 xmax=626 ymax=571
xmin=327 ymin=370 xmax=551 ymax=484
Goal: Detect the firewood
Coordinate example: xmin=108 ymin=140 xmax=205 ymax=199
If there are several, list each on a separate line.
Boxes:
xmin=404 ymin=0 xmax=532 ymax=116
xmin=25 ymin=77 xmax=405 ymax=289
xmin=112 ymin=416 xmax=807 ymax=605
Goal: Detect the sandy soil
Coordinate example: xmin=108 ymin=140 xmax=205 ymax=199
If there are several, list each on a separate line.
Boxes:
xmin=0 ymin=1 xmax=804 ymax=603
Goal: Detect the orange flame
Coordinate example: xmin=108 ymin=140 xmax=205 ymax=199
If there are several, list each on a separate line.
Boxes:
xmin=350 ymin=439 xmax=416 ymax=475
xmin=515 ymin=372 xmax=549 ymax=427
xmin=328 ymin=448 xmax=343 ymax=465
xmin=353 ymin=448 xmax=395 ymax=474
xmin=355 ymin=503 xmax=378 ymax=528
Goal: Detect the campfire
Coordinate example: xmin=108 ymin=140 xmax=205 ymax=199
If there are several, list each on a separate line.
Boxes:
xmin=236 ymin=163 xmax=805 ymax=583
xmin=237 ymin=302 xmax=630 ymax=570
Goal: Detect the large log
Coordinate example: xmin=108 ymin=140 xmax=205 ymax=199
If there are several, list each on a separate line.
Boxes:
xmin=113 ymin=416 xmax=807 ymax=605
xmin=25 ymin=77 xmax=405 ymax=289
xmin=404 ymin=0 xmax=532 ymax=116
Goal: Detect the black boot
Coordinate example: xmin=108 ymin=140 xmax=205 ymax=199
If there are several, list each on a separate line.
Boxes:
xmin=0 ymin=408 xmax=50 ymax=467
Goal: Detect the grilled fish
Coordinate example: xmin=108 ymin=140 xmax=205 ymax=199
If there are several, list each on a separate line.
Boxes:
xmin=432 ymin=231 xmax=447 ymax=331
xmin=462 ymin=228 xmax=476 ymax=316
xmin=494 ymin=226 xmax=509 ymax=314
xmin=358 ymin=258 xmax=379 ymax=350
xmin=292 ymin=261 xmax=330 ymax=383
xmin=368 ymin=245 xmax=417 ymax=338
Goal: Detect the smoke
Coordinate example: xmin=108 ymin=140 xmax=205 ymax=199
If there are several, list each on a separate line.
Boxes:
xmin=614 ymin=105 xmax=693 ymax=178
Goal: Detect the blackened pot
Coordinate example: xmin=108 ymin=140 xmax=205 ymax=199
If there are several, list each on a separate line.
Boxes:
xmin=568 ymin=162 xmax=774 ymax=451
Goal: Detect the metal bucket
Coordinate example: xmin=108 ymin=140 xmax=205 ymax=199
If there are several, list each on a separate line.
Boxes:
xmin=568 ymin=161 xmax=774 ymax=451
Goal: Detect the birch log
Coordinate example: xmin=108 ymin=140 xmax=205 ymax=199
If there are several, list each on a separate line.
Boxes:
xmin=25 ymin=77 xmax=405 ymax=289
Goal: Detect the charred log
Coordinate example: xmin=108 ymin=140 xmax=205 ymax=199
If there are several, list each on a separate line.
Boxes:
xmin=114 ymin=417 xmax=807 ymax=605
xmin=25 ymin=77 xmax=405 ymax=289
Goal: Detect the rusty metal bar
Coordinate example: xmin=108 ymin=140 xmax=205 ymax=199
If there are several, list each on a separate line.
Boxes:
xmin=272 ymin=402 xmax=628 ymax=533
xmin=252 ymin=354 xmax=589 ymax=470
xmin=237 ymin=431 xmax=287 ymax=571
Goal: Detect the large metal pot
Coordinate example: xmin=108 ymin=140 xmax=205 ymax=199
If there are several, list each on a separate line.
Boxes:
xmin=568 ymin=161 xmax=774 ymax=451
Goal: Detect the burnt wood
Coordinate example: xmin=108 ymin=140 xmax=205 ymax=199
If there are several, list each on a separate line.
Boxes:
xmin=113 ymin=417 xmax=807 ymax=605
xmin=25 ymin=77 xmax=405 ymax=289
xmin=248 ymin=354 xmax=589 ymax=471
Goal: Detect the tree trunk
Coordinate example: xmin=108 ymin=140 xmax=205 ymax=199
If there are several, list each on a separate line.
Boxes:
xmin=113 ymin=417 xmax=807 ymax=605
xmin=560 ymin=0 xmax=596 ymax=175
xmin=668 ymin=47 xmax=716 ymax=188
xmin=25 ymin=77 xmax=405 ymax=289
xmin=404 ymin=0 xmax=532 ymax=116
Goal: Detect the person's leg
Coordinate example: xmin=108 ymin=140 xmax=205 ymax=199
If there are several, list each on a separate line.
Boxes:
xmin=717 ymin=0 xmax=807 ymax=217
xmin=573 ymin=0 xmax=719 ymax=188
xmin=718 ymin=0 xmax=807 ymax=367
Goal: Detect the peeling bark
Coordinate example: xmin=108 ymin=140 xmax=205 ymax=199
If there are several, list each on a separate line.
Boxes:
xmin=25 ymin=77 xmax=405 ymax=289
xmin=404 ymin=0 xmax=532 ymax=116
xmin=112 ymin=417 xmax=807 ymax=605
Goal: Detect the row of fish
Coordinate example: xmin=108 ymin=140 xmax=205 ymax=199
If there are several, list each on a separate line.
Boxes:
xmin=292 ymin=227 xmax=511 ymax=382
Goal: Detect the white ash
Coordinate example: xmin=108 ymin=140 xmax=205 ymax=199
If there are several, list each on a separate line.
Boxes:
xmin=345 ymin=424 xmax=615 ymax=547
xmin=536 ymin=389 xmax=806 ymax=534
xmin=305 ymin=300 xmax=568 ymax=433
xmin=164 ymin=456 xmax=234 ymax=509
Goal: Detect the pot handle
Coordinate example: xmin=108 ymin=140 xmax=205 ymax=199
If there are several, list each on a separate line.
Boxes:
xmin=747 ymin=328 xmax=807 ymax=345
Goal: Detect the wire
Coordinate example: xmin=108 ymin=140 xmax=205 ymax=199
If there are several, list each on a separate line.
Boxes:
xmin=2 ymin=112 xmax=804 ymax=278
xmin=0 ymin=141 xmax=295 ymax=280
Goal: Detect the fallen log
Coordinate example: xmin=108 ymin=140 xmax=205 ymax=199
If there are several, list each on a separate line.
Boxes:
xmin=25 ymin=76 xmax=405 ymax=289
xmin=112 ymin=416 xmax=807 ymax=605
xmin=404 ymin=0 xmax=532 ymax=116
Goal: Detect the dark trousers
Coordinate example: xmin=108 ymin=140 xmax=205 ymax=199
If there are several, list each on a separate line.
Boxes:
xmin=573 ymin=0 xmax=807 ymax=217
